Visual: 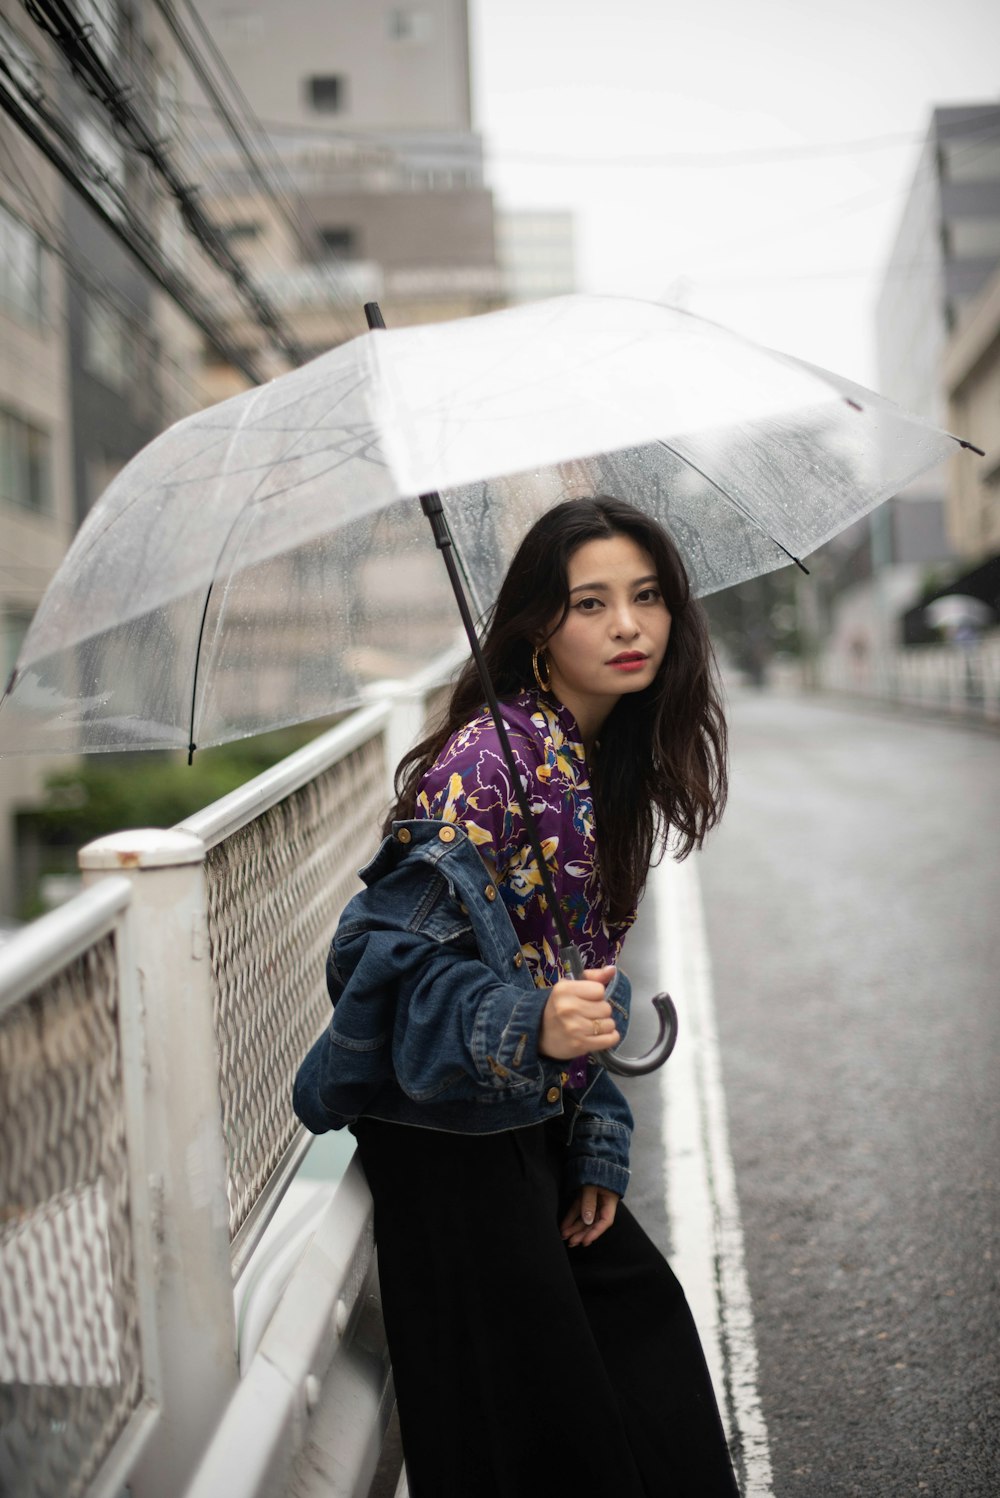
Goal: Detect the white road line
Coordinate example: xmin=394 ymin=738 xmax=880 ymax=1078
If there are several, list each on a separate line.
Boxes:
xmin=653 ymin=854 xmax=774 ymax=1498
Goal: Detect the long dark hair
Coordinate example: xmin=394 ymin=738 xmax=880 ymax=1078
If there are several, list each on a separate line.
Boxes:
xmin=386 ymin=496 xmax=728 ymax=920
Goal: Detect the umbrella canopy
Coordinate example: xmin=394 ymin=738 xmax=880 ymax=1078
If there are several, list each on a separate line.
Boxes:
xmin=0 ymin=294 xmax=973 ymax=756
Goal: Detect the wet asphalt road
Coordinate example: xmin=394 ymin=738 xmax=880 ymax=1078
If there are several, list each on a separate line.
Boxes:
xmin=630 ymin=689 xmax=999 ymax=1497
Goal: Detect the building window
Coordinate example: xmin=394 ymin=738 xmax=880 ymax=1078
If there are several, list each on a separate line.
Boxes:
xmin=948 ymin=217 xmax=1000 ymax=260
xmin=387 ymin=8 xmax=431 ymax=41
xmin=0 ymin=16 xmax=41 ymax=104
xmin=307 ymin=75 xmax=345 ymax=113
xmin=78 ymin=116 xmax=127 ymax=221
xmin=88 ymin=0 xmax=120 ymax=62
xmin=318 ymin=227 xmax=357 ymax=259
xmin=939 ymin=136 xmax=1000 ymax=185
xmin=224 ymin=221 xmax=263 ymax=242
xmin=0 ymin=202 xmax=45 ymax=327
xmin=85 ymin=451 xmax=124 ymax=512
xmin=83 ymin=297 xmax=135 ymax=393
xmin=159 ymin=199 xmax=186 ymax=269
xmin=0 ymin=408 xmax=51 ymax=514
xmin=3 ymin=608 xmax=35 ymax=681
xmin=156 ymin=62 xmax=180 ymax=140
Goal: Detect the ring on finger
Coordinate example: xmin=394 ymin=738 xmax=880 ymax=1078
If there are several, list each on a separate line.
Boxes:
xmin=592 ymin=1019 xmax=602 ymax=1037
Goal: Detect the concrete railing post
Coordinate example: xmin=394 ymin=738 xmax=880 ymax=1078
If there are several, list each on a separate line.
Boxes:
xmin=79 ymin=829 xmax=239 ymax=1498
xmin=382 ymin=681 xmax=432 ymax=806
xmin=373 ymin=641 xmax=465 ymax=807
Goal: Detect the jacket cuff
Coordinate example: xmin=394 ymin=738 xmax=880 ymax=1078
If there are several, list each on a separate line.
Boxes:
xmin=563 ymin=1150 xmax=631 ymax=1200
xmin=472 ymin=983 xmax=549 ymax=1083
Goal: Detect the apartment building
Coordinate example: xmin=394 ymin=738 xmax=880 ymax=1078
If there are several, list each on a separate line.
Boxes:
xmin=193 ymin=0 xmax=502 ymax=363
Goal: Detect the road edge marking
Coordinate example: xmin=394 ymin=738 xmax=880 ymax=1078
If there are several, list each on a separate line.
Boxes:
xmin=653 ymin=854 xmax=774 ymax=1497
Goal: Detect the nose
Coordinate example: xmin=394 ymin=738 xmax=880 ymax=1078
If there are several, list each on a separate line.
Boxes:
xmin=610 ymin=600 xmax=640 ymax=639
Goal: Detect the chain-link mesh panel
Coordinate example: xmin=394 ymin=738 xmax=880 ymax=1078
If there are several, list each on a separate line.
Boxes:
xmin=206 ymin=734 xmax=389 ymax=1242
xmin=0 ymin=934 xmax=143 ymax=1498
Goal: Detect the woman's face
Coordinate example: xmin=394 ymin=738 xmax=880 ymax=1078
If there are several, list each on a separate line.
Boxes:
xmin=542 ymin=532 xmax=672 ymax=734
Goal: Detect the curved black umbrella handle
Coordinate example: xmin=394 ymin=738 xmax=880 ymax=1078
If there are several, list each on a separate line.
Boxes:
xmin=594 ymin=992 xmax=679 ymax=1077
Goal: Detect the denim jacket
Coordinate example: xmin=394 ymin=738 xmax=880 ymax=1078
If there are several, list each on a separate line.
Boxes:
xmin=293 ymin=819 xmax=634 ymax=1198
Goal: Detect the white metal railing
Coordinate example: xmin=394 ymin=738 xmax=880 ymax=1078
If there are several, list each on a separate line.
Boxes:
xmin=0 ymin=878 xmax=156 ymax=1498
xmin=180 ymin=705 xmax=393 ymax=1273
xmin=0 ymin=647 xmax=464 ymax=1498
xmin=817 ymin=637 xmax=1000 ymax=722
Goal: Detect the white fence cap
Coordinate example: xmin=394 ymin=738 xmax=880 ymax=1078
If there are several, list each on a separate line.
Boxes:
xmin=79 ymin=828 xmax=206 ymax=870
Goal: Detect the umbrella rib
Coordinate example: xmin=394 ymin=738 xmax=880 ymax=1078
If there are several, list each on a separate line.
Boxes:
xmin=186 ymin=507 xmax=254 ymax=762
xmin=186 ymin=384 xmax=385 ymax=755
xmin=237 ymin=391 xmax=374 ymax=509
xmin=654 ymin=438 xmax=809 ymax=574
xmin=185 ymin=379 xmax=276 ymax=758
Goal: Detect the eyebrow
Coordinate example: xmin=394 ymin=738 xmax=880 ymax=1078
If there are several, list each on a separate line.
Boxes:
xmin=569 ymin=574 xmax=659 ymax=594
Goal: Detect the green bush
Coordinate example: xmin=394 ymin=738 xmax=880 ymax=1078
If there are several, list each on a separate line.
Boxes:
xmin=32 ymin=722 xmax=341 ymax=849
xmin=17 ymin=720 xmax=345 ymax=917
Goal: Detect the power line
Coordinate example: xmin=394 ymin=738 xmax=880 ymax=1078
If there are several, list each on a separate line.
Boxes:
xmin=149 ymin=0 xmax=304 ymax=228
xmin=5 ymin=2 xmax=356 ymax=347
xmin=188 ymin=104 xmax=1000 ymax=170
xmin=145 ymin=0 xmax=352 ymax=342
xmin=0 ymin=64 xmax=267 ymax=382
xmin=20 ymin=0 xmax=308 ymax=367
xmin=674 ymin=119 xmax=1000 ymax=278
xmin=0 ymin=146 xmax=218 ymax=422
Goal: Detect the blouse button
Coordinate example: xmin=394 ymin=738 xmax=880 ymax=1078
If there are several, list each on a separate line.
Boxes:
xmin=396 ymin=828 xmax=411 ymax=844
xmin=546 ymin=1086 xmax=561 ymax=1104
xmin=484 ymin=885 xmax=497 ymax=901
xmin=513 ymin=951 xmax=524 ymax=968
xmin=438 ymin=825 xmax=456 ymax=843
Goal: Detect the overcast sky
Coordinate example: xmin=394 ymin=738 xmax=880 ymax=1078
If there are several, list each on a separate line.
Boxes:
xmin=469 ymin=0 xmax=1000 ymax=388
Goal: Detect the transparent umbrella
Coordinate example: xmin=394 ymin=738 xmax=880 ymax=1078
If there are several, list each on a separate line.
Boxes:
xmin=0 ymin=294 xmax=979 ymax=759
xmin=4 ymin=293 xmax=985 ymax=1075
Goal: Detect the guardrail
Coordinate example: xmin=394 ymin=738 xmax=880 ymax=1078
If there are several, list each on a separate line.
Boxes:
xmin=0 ymin=647 xmax=464 ymax=1498
xmin=818 ymin=637 xmax=1000 ymax=723
xmin=0 ymin=877 xmax=155 ymax=1498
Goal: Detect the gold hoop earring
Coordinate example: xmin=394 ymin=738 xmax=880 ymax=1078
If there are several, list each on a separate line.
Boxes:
xmin=532 ymin=646 xmax=552 ymax=693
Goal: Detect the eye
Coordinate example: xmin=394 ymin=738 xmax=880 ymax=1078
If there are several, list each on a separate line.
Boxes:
xmin=574 ymin=596 xmax=603 ymax=612
xmin=636 ymin=587 xmax=662 ymax=604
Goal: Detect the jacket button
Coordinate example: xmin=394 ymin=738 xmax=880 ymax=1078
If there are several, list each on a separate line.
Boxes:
xmin=484 ymin=885 xmax=497 ymax=901
xmin=546 ymin=1086 xmax=561 ymax=1104
xmin=513 ymin=951 xmax=523 ymax=968
xmin=438 ymin=825 xmax=456 ymax=842
xmin=396 ymin=828 xmax=411 ymax=843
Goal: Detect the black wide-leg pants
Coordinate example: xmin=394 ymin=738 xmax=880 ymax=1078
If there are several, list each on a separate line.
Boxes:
xmin=353 ymin=1115 xmax=740 ymax=1498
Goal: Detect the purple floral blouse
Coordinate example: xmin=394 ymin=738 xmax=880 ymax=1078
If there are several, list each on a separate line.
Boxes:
xmin=416 ymin=689 xmax=636 ymax=1084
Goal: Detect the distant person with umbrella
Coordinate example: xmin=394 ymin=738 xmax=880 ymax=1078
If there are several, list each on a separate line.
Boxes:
xmin=295 ymin=496 xmax=737 ymax=1496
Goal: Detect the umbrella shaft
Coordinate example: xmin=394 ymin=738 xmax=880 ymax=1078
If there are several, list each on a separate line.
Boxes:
xmin=364 ymin=300 xmax=580 ymax=977
xmin=419 ymin=487 xmax=581 ymax=970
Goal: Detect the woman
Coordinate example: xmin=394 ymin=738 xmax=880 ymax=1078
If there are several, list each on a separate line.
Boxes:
xmin=294 ymin=496 xmax=737 ymax=1496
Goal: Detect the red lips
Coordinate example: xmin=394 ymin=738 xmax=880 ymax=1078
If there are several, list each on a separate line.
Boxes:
xmin=608 ymin=652 xmax=647 ymax=664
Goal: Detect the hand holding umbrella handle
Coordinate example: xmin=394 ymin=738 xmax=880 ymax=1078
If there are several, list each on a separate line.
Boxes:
xmin=595 ymin=991 xmax=679 ymax=1076
xmin=560 ymin=942 xmax=679 ymax=1075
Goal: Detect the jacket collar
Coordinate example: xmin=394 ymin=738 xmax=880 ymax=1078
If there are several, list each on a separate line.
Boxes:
xmin=359 ymin=818 xmax=488 ymax=888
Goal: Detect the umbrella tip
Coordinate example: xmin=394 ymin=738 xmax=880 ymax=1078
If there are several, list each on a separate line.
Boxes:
xmin=958 ymin=438 xmax=986 ymax=457
xmin=845 ymin=398 xmax=863 ymax=412
xmin=187 ymin=743 xmax=196 ymax=766
xmin=364 ymin=302 xmax=386 ymax=331
xmin=3 ymin=668 xmax=15 ymax=695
